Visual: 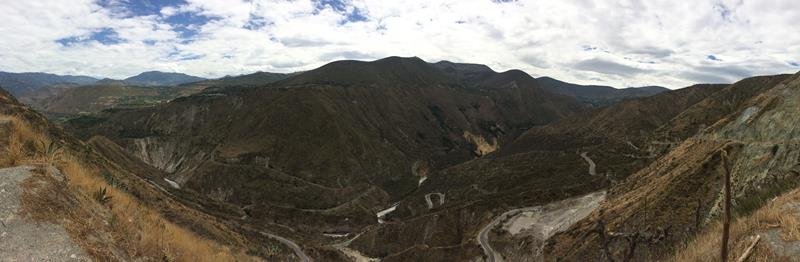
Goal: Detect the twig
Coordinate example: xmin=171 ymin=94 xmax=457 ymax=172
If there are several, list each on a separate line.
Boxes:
xmin=736 ymin=235 xmax=761 ymax=262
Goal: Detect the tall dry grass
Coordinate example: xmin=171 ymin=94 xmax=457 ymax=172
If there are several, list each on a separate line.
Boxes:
xmin=0 ymin=115 xmax=50 ymax=167
xmin=671 ymin=189 xmax=800 ymax=262
xmin=58 ymin=158 xmax=255 ymax=261
xmin=1 ymin=114 xmax=257 ymax=261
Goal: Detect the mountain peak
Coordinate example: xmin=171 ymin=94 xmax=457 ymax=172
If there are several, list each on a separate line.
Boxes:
xmin=282 ymin=56 xmax=454 ymax=87
xmin=123 ymin=71 xmax=205 ymax=86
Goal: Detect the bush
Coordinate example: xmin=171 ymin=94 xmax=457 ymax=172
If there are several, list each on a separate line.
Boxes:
xmin=93 ymin=187 xmax=113 ymax=206
xmin=100 ymin=170 xmax=127 ymax=191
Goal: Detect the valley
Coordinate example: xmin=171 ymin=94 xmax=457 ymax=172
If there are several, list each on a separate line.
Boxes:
xmin=2 ymin=57 xmax=800 ymax=261
xmin=3 ymin=1 xmax=799 ymax=261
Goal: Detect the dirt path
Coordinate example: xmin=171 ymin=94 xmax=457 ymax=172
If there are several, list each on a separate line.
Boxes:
xmin=331 ymin=232 xmax=380 ymax=262
xmin=425 ymin=193 xmax=445 ymax=209
xmin=143 ymin=173 xmax=311 ymax=261
xmin=580 ymin=152 xmax=597 ymax=176
xmin=258 ymin=231 xmax=311 ymax=262
xmin=0 ymin=166 xmax=90 ymax=261
xmin=377 ymin=203 xmax=399 ymax=224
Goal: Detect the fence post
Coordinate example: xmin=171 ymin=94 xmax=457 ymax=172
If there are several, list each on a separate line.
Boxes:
xmin=721 ymin=149 xmax=731 ymax=262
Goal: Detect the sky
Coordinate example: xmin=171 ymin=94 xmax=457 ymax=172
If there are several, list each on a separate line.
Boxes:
xmin=1 ymin=0 xmax=799 ymax=89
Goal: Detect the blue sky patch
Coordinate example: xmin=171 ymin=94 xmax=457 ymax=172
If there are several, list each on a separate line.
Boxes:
xmin=315 ymin=0 xmax=348 ymax=13
xmin=98 ymin=0 xmax=187 ymax=17
xmin=164 ymin=10 xmax=214 ymax=27
xmin=244 ymin=14 xmax=271 ymax=30
xmin=162 ymin=8 xmax=217 ymax=40
xmin=166 ymin=49 xmax=204 ymax=61
xmin=790 ymin=61 xmax=799 ymax=67
xmin=313 ymin=0 xmax=368 ymax=24
xmin=707 ymin=54 xmax=722 ymax=61
xmin=343 ymin=7 xmax=368 ymax=24
xmin=57 ymin=28 xmax=123 ymax=46
xmin=97 ymin=0 xmax=215 ymax=41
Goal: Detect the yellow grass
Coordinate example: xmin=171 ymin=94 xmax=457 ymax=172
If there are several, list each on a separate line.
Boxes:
xmin=58 ymin=150 xmax=255 ymax=261
xmin=0 ymin=115 xmax=50 ymax=167
xmin=671 ymin=189 xmax=800 ymax=262
xmin=1 ymin=114 xmax=256 ymax=261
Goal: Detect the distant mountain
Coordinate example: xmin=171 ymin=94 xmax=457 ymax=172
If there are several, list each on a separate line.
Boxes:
xmin=0 ymin=71 xmax=98 ymax=96
xmin=29 ymin=84 xmax=180 ymax=115
xmin=16 ymin=71 xmax=291 ymax=115
xmin=432 ymin=61 xmax=496 ymax=86
xmin=536 ymin=76 xmax=669 ymax=106
xmin=181 ymin=71 xmax=291 ymax=92
xmin=123 ymin=71 xmax=205 ymax=86
xmin=431 ymin=61 xmax=669 ymax=106
xmin=283 ymin=56 xmax=456 ymax=86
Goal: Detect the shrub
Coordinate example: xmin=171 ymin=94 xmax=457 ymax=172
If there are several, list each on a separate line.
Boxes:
xmin=93 ymin=187 xmax=113 ymax=206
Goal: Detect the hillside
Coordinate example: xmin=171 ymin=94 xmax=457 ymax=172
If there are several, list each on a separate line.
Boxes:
xmin=27 ymin=57 xmax=800 ymax=261
xmin=341 ymin=81 xmax=723 ymax=261
xmin=27 ymin=84 xmax=177 ymax=115
xmin=536 ymin=76 xmax=669 ymax=106
xmin=63 ymin=56 xmax=586 ymax=259
xmin=433 ymin=61 xmax=669 ymax=106
xmin=0 ymin=86 xmax=292 ymax=261
xmin=544 ymin=72 xmax=800 ymax=261
xmin=189 ymin=71 xmax=291 ymax=87
xmin=18 ymin=71 xmax=293 ymax=117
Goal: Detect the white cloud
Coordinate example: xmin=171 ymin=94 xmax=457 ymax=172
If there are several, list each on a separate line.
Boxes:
xmin=0 ymin=0 xmax=798 ymax=88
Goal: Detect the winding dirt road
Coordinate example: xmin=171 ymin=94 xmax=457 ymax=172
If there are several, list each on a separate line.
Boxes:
xmin=144 ymin=176 xmax=312 ymax=261
xmin=580 ymin=152 xmax=597 ymax=176
xmin=477 ymin=191 xmax=606 ymax=262
xmin=258 ymin=231 xmax=311 ymax=262
xmin=425 ymin=193 xmax=445 ymax=209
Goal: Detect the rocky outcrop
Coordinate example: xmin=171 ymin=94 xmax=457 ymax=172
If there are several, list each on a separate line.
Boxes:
xmin=463 ymin=131 xmax=498 ymax=156
xmin=129 ymin=136 xmax=207 ymax=174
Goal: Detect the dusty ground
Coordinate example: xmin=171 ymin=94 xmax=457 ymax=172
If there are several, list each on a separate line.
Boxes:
xmin=480 ymin=191 xmax=607 ymax=262
xmin=0 ymin=166 xmax=89 ymax=261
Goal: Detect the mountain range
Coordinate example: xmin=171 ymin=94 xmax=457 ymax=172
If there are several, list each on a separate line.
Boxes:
xmin=3 ymin=59 xmax=670 ymax=116
xmin=2 ymin=56 xmax=797 ymax=261
xmin=122 ymin=71 xmax=206 ymax=86
xmin=0 ymin=70 xmax=209 ymax=97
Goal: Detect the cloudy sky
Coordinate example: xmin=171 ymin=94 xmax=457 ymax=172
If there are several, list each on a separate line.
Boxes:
xmin=1 ymin=0 xmax=798 ymax=88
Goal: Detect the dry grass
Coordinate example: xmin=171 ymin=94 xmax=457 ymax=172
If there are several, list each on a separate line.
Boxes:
xmin=0 ymin=115 xmax=56 ymax=167
xmin=3 ymin=113 xmax=257 ymax=261
xmin=58 ymin=154 xmax=256 ymax=261
xmin=671 ymin=189 xmax=800 ymax=262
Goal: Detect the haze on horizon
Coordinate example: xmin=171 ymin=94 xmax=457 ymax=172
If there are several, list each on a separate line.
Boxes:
xmin=1 ymin=0 xmax=798 ymax=89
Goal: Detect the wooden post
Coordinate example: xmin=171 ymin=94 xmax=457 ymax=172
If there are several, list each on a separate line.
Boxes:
xmin=721 ymin=150 xmax=732 ymax=262
xmin=736 ymin=235 xmax=761 ymax=262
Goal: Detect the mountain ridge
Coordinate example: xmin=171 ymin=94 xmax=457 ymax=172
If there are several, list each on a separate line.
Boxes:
xmin=0 ymin=71 xmax=99 ymax=96
xmin=123 ymin=71 xmax=206 ymax=86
